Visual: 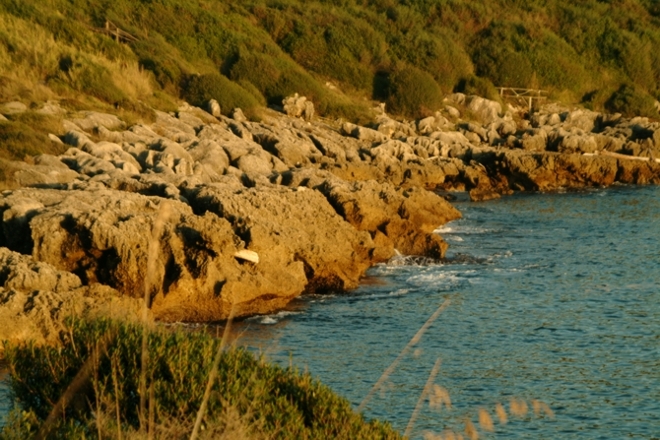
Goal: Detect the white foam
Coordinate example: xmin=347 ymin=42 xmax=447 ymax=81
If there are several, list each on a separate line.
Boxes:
xmin=434 ymin=225 xmax=492 ymax=235
xmin=406 ymin=271 xmax=461 ymax=287
xmin=248 ymin=310 xmax=301 ymax=325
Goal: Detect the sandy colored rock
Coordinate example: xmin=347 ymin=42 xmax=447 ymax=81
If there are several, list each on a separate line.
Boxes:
xmin=0 ymin=248 xmax=143 ymax=355
xmin=186 ymin=184 xmax=376 ymax=293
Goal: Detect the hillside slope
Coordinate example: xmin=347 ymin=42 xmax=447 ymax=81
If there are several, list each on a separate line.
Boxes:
xmin=0 ymin=0 xmax=659 ymax=126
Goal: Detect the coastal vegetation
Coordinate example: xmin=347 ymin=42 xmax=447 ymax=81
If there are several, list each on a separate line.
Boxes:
xmin=0 ymin=0 xmax=659 ymax=130
xmin=1 ymin=318 xmax=399 ymax=439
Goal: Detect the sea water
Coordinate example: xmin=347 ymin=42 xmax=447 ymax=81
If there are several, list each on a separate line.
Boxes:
xmin=0 ymin=367 xmax=9 ymax=428
xmin=235 ymin=185 xmax=660 ymax=439
xmin=1 ymin=186 xmax=659 ymax=437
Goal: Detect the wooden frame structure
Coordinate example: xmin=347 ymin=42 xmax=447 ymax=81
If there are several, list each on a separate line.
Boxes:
xmin=498 ymin=87 xmax=548 ymax=112
xmin=89 ymin=21 xmax=138 ymax=44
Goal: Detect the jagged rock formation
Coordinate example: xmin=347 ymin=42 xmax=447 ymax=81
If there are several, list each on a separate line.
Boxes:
xmin=1 ymin=94 xmax=659 ymax=346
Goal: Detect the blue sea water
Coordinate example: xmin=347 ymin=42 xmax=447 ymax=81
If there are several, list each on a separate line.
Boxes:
xmin=1 ymin=185 xmax=659 ymax=438
xmin=0 ymin=367 xmax=8 ymax=428
xmin=234 ymin=185 xmax=660 ymax=439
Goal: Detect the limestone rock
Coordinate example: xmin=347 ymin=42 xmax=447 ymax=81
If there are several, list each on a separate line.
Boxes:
xmin=0 ymin=188 xmax=308 ymax=322
xmin=71 ymin=112 xmax=125 ymax=132
xmin=231 ymin=108 xmax=247 ymax=122
xmin=186 ymin=184 xmax=375 ymax=294
xmin=0 ymin=101 xmax=27 ymax=115
xmin=283 ymin=171 xmax=461 ymax=259
xmin=562 ymin=109 xmax=599 ymax=132
xmin=282 ymin=94 xmax=315 ymax=121
xmin=469 ymin=188 xmax=501 ymax=202
xmin=466 ymin=96 xmax=502 ymax=124
xmin=206 ymin=99 xmax=222 ymax=117
xmin=341 ymin=122 xmax=389 ymax=144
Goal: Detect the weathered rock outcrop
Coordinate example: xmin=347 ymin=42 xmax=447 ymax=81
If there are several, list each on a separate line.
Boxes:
xmin=1 ymin=93 xmax=659 ymax=341
xmin=0 ymin=248 xmax=142 ymax=354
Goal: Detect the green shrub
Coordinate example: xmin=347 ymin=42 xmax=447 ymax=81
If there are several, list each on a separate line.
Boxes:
xmin=181 ymin=72 xmax=261 ymax=116
xmin=0 ymin=118 xmax=65 ymax=160
xmin=229 ymin=50 xmax=284 ymax=102
xmin=455 ymin=75 xmax=501 ymax=102
xmin=389 ymin=28 xmax=473 ymax=91
xmin=50 ymin=55 xmax=127 ymax=104
xmin=386 ymin=65 xmax=444 ymax=119
xmin=605 ymin=84 xmax=659 ymax=118
xmin=1 ymin=319 xmax=400 ymax=439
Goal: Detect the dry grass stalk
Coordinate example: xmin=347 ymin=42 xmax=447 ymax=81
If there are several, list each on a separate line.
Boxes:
xmin=190 ymin=305 xmax=237 ymax=440
xmin=510 ymin=398 xmax=529 ymax=417
xmin=34 ymin=330 xmax=116 ymax=440
xmin=532 ymin=399 xmax=555 ymax=418
xmin=429 ymin=385 xmax=452 ymax=411
xmin=404 ymin=358 xmax=442 ymax=438
xmin=464 ymin=419 xmax=478 ymax=440
xmin=477 ymin=408 xmax=494 ymax=432
xmin=357 ymin=299 xmax=451 ymax=412
xmin=111 ymin=354 xmax=123 ymax=440
xmin=139 ymin=202 xmax=171 ymax=433
xmin=495 ymin=402 xmax=507 ymax=425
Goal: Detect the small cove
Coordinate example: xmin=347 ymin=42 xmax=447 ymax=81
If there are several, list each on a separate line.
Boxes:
xmin=234 ymin=185 xmax=660 ymax=438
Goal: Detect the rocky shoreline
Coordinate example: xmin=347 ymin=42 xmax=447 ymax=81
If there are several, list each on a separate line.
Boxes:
xmin=1 ymin=94 xmax=659 ymax=352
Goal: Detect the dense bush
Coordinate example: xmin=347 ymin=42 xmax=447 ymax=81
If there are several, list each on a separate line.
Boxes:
xmin=1 ymin=319 xmax=400 ymax=439
xmin=181 ymin=72 xmax=261 ymax=116
xmin=0 ymin=115 xmax=65 ymax=160
xmin=2 ymin=0 xmax=660 ymax=122
xmin=386 ymin=65 xmax=444 ymax=119
xmin=605 ymin=84 xmax=659 ymax=118
xmin=455 ymin=75 xmax=501 ymax=103
xmin=52 ymin=55 xmax=127 ymax=104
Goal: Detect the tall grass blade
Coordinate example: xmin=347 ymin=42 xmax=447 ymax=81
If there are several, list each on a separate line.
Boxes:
xmin=139 ymin=202 xmax=171 ymax=432
xmin=404 ymin=358 xmax=442 ymax=439
xmin=357 ymin=299 xmax=451 ymax=412
xmin=34 ymin=331 xmax=115 ymax=440
xmin=190 ymin=306 xmax=236 ymax=440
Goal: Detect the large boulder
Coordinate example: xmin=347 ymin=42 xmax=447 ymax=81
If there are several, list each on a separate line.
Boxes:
xmin=71 ymin=112 xmax=125 ymax=132
xmin=186 ymin=184 xmax=376 ymax=294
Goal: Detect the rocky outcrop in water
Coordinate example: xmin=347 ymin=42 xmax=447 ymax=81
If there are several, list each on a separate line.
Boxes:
xmin=0 ymin=94 xmax=659 ymax=344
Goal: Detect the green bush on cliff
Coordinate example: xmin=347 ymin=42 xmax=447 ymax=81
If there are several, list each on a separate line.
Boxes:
xmin=2 ymin=0 xmax=660 ymax=124
xmin=1 ymin=319 xmax=400 ymax=439
xmin=386 ymin=65 xmax=444 ymax=119
xmin=181 ymin=72 xmax=261 ymax=117
xmin=605 ymin=84 xmax=659 ymax=118
xmin=455 ymin=75 xmax=501 ymax=103
xmin=0 ymin=116 xmax=65 ymax=161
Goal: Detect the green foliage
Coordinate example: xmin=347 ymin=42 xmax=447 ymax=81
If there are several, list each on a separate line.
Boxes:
xmin=605 ymin=84 xmax=659 ymax=118
xmin=181 ymin=72 xmax=261 ymax=116
xmin=456 ymin=75 xmax=501 ymax=103
xmin=0 ymin=114 xmax=65 ymax=160
xmin=49 ymin=55 xmax=127 ymax=104
xmin=1 ymin=319 xmax=400 ymax=439
xmin=2 ymin=0 xmax=660 ymax=120
xmin=386 ymin=65 xmax=444 ymax=119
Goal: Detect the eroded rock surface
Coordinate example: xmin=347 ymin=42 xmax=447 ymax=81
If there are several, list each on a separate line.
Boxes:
xmin=1 ymin=95 xmax=659 ymax=342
